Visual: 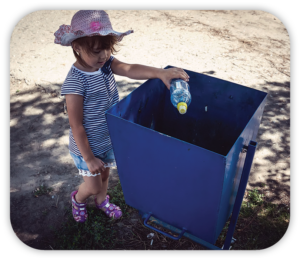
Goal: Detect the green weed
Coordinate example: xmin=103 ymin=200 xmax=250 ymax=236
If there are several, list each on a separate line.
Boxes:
xmin=42 ymin=209 xmax=49 ymax=216
xmin=33 ymin=184 xmax=53 ymax=197
xmin=248 ymin=188 xmax=264 ymax=205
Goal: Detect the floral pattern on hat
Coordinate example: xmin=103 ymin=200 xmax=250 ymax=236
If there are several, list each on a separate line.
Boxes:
xmin=54 ymin=24 xmax=85 ymax=46
xmin=90 ymin=21 xmax=102 ymax=32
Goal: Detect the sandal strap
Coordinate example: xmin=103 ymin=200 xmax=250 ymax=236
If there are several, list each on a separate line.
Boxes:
xmin=71 ymin=196 xmax=87 ymax=207
xmin=95 ymin=195 xmax=110 ymax=208
xmin=94 ymin=195 xmax=122 ymax=219
xmin=71 ymin=191 xmax=88 ymax=223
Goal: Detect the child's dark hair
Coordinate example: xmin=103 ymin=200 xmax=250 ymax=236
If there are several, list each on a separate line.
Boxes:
xmin=72 ymin=35 xmax=119 ymax=68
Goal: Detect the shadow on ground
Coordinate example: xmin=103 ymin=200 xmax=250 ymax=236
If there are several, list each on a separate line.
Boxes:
xmin=249 ymin=80 xmax=290 ymax=205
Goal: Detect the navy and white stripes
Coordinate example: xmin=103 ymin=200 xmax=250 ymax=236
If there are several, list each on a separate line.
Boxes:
xmin=61 ymin=56 xmax=119 ymax=157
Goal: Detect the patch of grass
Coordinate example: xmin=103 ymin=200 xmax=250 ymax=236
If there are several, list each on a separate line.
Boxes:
xmin=33 ymin=184 xmax=53 ymax=197
xmin=248 ymin=188 xmax=264 ymax=205
xmin=216 ymin=188 xmax=289 ymax=250
xmin=52 ymin=182 xmax=131 ymax=250
xmin=236 ymin=202 xmax=289 ymax=250
xmin=52 ymin=208 xmax=117 ymax=249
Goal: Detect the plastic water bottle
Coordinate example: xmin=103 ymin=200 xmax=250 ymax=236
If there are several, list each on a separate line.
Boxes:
xmin=170 ymin=79 xmax=191 ymax=114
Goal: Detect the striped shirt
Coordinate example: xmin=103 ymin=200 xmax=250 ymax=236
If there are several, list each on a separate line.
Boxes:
xmin=61 ymin=56 xmax=119 ymax=157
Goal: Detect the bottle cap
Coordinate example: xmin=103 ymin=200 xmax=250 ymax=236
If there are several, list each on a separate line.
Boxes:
xmin=177 ymin=102 xmax=187 ymax=114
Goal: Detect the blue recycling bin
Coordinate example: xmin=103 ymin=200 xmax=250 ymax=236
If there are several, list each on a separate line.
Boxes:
xmin=106 ymin=66 xmax=267 ymax=249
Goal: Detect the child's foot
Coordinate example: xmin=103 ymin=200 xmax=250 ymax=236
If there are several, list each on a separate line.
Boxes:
xmin=71 ymin=190 xmax=88 ymax=223
xmin=95 ymin=195 xmax=122 ymax=219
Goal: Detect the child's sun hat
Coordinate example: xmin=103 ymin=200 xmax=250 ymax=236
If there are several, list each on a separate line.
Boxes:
xmin=54 ymin=10 xmax=133 ymax=46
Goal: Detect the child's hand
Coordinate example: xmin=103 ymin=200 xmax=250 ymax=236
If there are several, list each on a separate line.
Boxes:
xmin=159 ymin=67 xmax=190 ymax=89
xmin=85 ymin=157 xmax=106 ymax=174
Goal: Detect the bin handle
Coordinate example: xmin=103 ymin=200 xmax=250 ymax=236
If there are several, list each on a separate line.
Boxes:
xmin=143 ymin=212 xmax=187 ymax=240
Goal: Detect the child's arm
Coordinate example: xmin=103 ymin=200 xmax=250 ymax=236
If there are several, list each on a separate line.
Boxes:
xmin=65 ymin=94 xmax=106 ymax=174
xmin=111 ymin=58 xmax=189 ymax=89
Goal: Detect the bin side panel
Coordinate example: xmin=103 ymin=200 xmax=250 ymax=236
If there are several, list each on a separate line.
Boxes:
xmin=108 ymin=78 xmax=166 ymax=130
xmin=215 ymin=94 xmax=267 ymax=237
xmin=106 ymin=114 xmax=226 ymax=244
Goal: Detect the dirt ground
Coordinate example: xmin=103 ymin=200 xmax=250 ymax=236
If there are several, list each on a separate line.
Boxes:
xmin=10 ymin=10 xmax=290 ymax=249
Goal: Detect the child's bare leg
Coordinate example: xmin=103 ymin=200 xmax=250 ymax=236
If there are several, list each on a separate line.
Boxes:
xmin=95 ymin=167 xmax=110 ymax=205
xmin=75 ymin=168 xmax=110 ymax=204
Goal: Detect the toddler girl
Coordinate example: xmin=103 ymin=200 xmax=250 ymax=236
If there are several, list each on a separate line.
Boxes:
xmin=54 ymin=10 xmax=189 ymax=223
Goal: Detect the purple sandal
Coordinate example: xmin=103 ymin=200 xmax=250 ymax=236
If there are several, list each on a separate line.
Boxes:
xmin=95 ymin=195 xmax=122 ymax=219
xmin=71 ymin=191 xmax=88 ymax=223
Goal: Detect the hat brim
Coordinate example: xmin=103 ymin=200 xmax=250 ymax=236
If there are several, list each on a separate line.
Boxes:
xmin=59 ymin=29 xmax=134 ymax=46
